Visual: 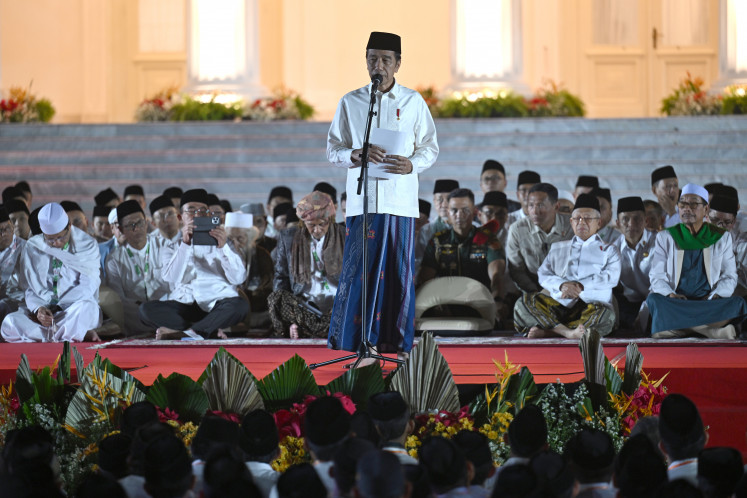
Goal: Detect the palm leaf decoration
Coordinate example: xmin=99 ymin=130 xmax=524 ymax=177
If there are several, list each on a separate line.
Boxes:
xmin=146 ymin=373 xmax=209 ymax=424
xmin=73 ymin=344 xmax=85 ymax=384
xmin=323 ymin=362 xmax=386 ymax=411
xmin=15 ymin=354 xmax=67 ymax=406
xmin=56 ymin=341 xmax=71 ymax=383
xmin=90 ymin=353 xmax=146 ymax=392
xmin=199 ymin=347 xmax=264 ymax=416
xmin=15 ymin=354 xmax=35 ymax=404
xmin=64 ymin=362 xmax=146 ymax=437
xmin=621 ymin=343 xmax=644 ymax=395
xmin=255 ymin=354 xmax=319 ymax=413
xmin=388 ymin=332 xmax=460 ymax=413
xmin=578 ymin=328 xmax=607 ymax=410
xmin=604 ymin=358 xmax=623 ymax=396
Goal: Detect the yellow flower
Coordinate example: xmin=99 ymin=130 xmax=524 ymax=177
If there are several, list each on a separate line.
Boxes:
xmin=488 ymin=431 xmax=498 ymax=440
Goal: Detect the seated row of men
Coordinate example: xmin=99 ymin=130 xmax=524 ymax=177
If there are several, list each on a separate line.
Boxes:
xmin=0 ymin=161 xmax=745 ymax=342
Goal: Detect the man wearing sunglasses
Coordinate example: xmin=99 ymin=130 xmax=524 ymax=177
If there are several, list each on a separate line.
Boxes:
xmin=1 ymin=202 xmax=102 ymax=342
xmin=647 ymin=184 xmax=747 ymax=339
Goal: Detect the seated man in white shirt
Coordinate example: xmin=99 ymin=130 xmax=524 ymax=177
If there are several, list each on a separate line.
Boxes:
xmin=139 ymin=188 xmax=249 ymax=340
xmin=368 ymin=391 xmax=417 ymax=465
xmin=507 ymin=170 xmax=541 ymax=225
xmin=265 ymin=186 xmax=293 ymax=239
xmin=6 ymin=200 xmax=31 ymax=241
xmin=1 ymin=203 xmax=102 ymax=342
xmin=592 ymin=188 xmax=620 ymax=243
xmin=240 ymin=410 xmax=280 ymax=498
xmin=651 ymin=165 xmax=680 ymax=228
xmin=566 ymin=428 xmax=617 ymax=498
xmin=0 ymin=207 xmax=25 ymax=323
xmin=659 ymin=394 xmax=706 ymax=486
xmin=514 ymin=194 xmax=621 ymax=339
xmin=106 ymin=200 xmax=174 ymax=336
xmin=148 ymin=194 xmax=182 ymax=244
xmin=91 ymin=205 xmax=113 ymax=243
xmin=612 ymin=196 xmax=656 ymax=331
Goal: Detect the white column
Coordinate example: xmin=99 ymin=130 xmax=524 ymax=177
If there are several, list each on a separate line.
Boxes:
xmin=713 ymin=0 xmax=747 ymax=90
xmin=184 ymin=0 xmax=265 ymax=99
xmin=449 ymin=0 xmax=529 ymax=95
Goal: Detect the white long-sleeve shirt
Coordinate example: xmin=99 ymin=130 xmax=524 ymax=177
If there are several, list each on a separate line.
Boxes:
xmin=538 ymin=234 xmax=621 ymax=307
xmin=160 ymin=241 xmax=248 ymax=311
xmin=614 ymin=230 xmax=656 ymax=302
xmin=327 ymin=80 xmax=439 ymax=218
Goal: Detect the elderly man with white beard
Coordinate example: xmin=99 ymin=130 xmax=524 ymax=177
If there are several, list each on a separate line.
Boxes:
xmin=1 ymin=203 xmax=102 ymax=342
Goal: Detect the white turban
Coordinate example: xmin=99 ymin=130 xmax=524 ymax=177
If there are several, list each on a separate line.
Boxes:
xmin=680 ymin=183 xmax=708 ymax=204
xmin=225 ymin=212 xmax=253 ymax=229
xmin=108 ymin=208 xmax=118 ymax=225
xmin=38 ymin=203 xmax=69 ymax=235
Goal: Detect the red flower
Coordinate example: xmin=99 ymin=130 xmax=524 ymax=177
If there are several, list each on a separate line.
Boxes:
xmin=156 ymin=407 xmax=180 ymax=423
xmin=0 ymin=99 xmax=19 ymax=113
xmin=208 ymin=410 xmax=242 ymax=424
xmin=9 ymin=393 xmax=20 ymax=414
xmin=328 ymin=392 xmax=357 ymax=415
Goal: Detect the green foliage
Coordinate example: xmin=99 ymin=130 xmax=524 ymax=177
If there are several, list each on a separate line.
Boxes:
xmin=438 ymin=92 xmax=529 ymax=118
xmin=15 ymin=355 xmax=67 ymax=408
xmin=605 ymin=358 xmax=623 ymax=397
xmin=389 ymin=333 xmax=460 ymax=413
xmin=323 ymin=362 xmax=386 ymax=411
xmin=621 ymin=343 xmax=643 ymax=396
xmin=35 ymin=98 xmax=56 ymax=122
xmin=721 ymin=91 xmax=747 ymax=115
xmin=293 ymin=95 xmax=315 ymax=120
xmin=199 ymin=347 xmax=264 ymax=416
xmin=170 ymin=97 xmax=243 ymax=121
xmin=660 ymin=73 xmax=722 ymax=116
xmin=146 ymin=373 xmax=209 ymax=424
xmin=255 ymin=354 xmax=320 ymax=413
xmin=527 ymin=89 xmax=585 ymax=117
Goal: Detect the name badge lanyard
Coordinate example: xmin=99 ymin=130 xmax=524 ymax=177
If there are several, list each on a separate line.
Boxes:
xmin=50 ymin=242 xmax=70 ymax=305
xmin=311 ymin=247 xmax=330 ymax=291
xmin=126 ymin=243 xmax=150 ymax=300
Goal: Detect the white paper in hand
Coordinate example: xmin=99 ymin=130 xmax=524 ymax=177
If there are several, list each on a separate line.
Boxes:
xmin=368 ymin=128 xmax=408 ymax=179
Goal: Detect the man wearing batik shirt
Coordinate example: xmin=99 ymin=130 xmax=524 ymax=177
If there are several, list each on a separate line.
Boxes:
xmin=148 ymin=194 xmax=182 ymax=244
xmin=0 ymin=207 xmax=25 ymax=323
xmin=612 ymin=197 xmax=656 ymax=330
xmin=592 ymin=188 xmax=620 ymax=243
xmin=106 ymin=200 xmax=174 ymax=335
xmin=647 ymin=184 xmax=747 ymax=339
xmin=707 ymin=191 xmax=746 ymax=297
xmin=139 ymin=189 xmax=248 ymax=340
xmin=506 ymin=183 xmax=573 ymax=294
xmin=1 ymin=203 xmax=101 ymax=342
xmin=514 ymin=194 xmax=621 ymax=339
xmin=651 ymin=165 xmax=680 ymax=228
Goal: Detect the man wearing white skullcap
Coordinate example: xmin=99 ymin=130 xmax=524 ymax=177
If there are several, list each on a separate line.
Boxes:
xmin=647 ymin=184 xmax=747 ymax=339
xmin=1 ymin=203 xmax=102 ymax=342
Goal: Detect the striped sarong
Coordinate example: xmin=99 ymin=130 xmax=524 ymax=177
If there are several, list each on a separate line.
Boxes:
xmin=328 ymin=214 xmax=416 ymax=353
xmin=513 ymin=292 xmax=615 ymax=336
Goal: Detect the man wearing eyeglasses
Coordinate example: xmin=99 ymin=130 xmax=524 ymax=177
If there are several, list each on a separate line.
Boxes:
xmin=419 ymin=189 xmax=505 ymax=298
xmin=1 ymin=202 xmax=102 ymax=342
xmin=148 ymin=195 xmax=182 ymax=244
xmin=0 ymin=207 xmax=25 ymax=324
xmin=707 ymin=190 xmax=747 ymax=298
xmin=105 ymin=200 xmax=175 ymax=335
xmin=138 ymin=189 xmax=249 ymax=340
xmin=647 ymin=184 xmax=747 ymax=339
xmin=514 ymin=194 xmax=621 ymax=339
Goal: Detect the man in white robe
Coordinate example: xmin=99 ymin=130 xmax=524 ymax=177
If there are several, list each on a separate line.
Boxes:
xmin=514 ymin=194 xmax=621 ymax=339
xmin=0 ymin=207 xmax=25 ymax=322
xmin=1 ymin=203 xmax=102 ymax=342
xmin=139 ymin=189 xmax=249 ymax=340
xmin=106 ymin=200 xmax=174 ymax=335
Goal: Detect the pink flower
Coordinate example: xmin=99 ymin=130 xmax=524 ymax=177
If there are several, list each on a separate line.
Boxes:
xmin=208 ymin=410 xmax=241 ymax=424
xmin=329 ymin=392 xmax=357 ymax=415
xmin=156 ymin=407 xmax=180 ymax=423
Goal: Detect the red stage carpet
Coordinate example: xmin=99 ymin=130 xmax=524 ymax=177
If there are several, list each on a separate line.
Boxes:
xmin=2 ymin=338 xmax=746 ymax=455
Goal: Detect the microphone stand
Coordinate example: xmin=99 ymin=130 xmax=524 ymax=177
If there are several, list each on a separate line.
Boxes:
xmin=310 ymin=79 xmax=405 ymax=370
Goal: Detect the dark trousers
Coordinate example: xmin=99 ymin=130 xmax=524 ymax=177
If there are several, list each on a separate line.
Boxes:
xmin=139 ymin=297 xmax=249 ymax=338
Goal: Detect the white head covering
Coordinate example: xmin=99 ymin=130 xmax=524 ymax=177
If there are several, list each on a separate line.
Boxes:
xmin=108 ymin=208 xmax=118 ymax=225
xmin=38 ymin=203 xmax=69 ymax=235
xmin=680 ymin=183 xmax=709 ymax=203
xmin=225 ymin=212 xmax=253 ymax=229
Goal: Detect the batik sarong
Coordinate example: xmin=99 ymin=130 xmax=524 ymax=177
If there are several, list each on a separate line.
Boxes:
xmin=513 ymin=292 xmax=615 ymax=336
xmin=328 ymin=214 xmax=416 ymax=353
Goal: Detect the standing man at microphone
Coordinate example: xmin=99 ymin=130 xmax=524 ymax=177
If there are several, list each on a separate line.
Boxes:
xmin=326 ymin=31 xmax=439 ymax=365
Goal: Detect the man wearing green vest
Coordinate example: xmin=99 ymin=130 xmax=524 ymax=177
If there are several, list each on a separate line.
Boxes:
xmin=647 ymin=183 xmax=747 ymax=338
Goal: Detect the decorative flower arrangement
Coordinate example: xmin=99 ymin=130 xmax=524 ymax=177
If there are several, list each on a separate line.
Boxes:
xmin=526 ymin=80 xmax=585 ymax=117
xmin=420 ymin=81 xmax=586 ymax=119
xmin=405 ymin=407 xmax=475 ymax=459
xmin=0 ymin=85 xmax=55 ymax=123
xmin=610 ymin=371 xmax=668 ymax=435
xmin=721 ymin=85 xmax=747 ymax=115
xmin=135 ymin=87 xmax=314 ymax=122
xmin=661 ymin=72 xmax=722 ymax=116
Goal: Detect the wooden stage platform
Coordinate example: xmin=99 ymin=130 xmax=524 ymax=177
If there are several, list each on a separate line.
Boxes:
xmin=2 ymin=337 xmax=746 ymax=454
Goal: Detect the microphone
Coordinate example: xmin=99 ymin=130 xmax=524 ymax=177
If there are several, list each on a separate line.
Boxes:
xmin=371 ymin=73 xmax=383 ymax=90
